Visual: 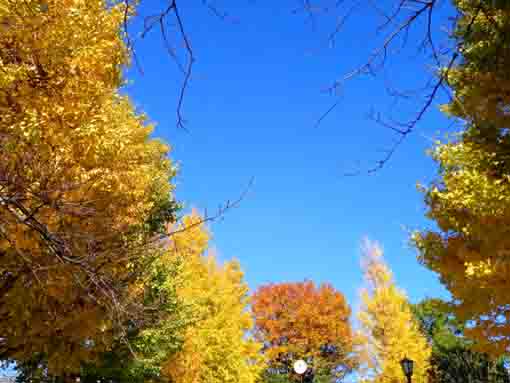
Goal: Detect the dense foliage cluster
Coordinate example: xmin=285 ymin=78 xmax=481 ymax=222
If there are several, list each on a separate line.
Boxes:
xmin=413 ymin=0 xmax=510 ymax=356
xmin=0 ymin=0 xmax=178 ymax=373
xmin=358 ymin=241 xmax=431 ymax=383
xmin=252 ymin=281 xmax=356 ymax=382
xmin=161 ymin=216 xmax=262 ymax=383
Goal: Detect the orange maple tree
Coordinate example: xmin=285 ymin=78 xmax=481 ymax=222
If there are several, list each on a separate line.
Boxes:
xmin=252 ymin=281 xmax=356 ymax=381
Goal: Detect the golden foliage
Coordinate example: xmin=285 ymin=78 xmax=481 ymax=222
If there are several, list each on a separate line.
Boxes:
xmin=414 ymin=1 xmax=510 ymax=356
xmin=413 ymin=139 xmax=510 ymax=356
xmin=162 ymin=215 xmax=262 ymax=383
xmin=358 ymin=240 xmax=431 ymax=383
xmin=0 ymin=0 xmax=176 ymax=373
xmin=443 ymin=1 xmax=510 ymax=130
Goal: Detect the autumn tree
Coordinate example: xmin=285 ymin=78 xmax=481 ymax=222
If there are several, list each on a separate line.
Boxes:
xmin=358 ymin=240 xmax=431 ymax=383
xmin=160 ymin=215 xmax=262 ymax=383
xmin=0 ymin=0 xmax=181 ymax=375
xmin=10 ymin=215 xmax=196 ymax=383
xmin=412 ymin=0 xmax=510 ymax=356
xmin=252 ymin=281 xmax=356 ymax=383
xmin=12 ymin=214 xmax=259 ymax=383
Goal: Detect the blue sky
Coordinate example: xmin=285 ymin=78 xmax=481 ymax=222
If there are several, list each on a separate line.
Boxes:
xmin=124 ymin=0 xmax=455 ymax=310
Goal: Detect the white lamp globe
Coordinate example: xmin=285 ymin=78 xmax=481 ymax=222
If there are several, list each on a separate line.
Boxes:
xmin=293 ymin=359 xmax=308 ymax=375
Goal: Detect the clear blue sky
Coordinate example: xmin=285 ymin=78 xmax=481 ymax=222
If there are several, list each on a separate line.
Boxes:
xmin=124 ymin=1 xmax=455 ymax=309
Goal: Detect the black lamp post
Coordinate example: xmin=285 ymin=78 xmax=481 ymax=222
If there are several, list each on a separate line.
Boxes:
xmin=400 ymin=357 xmax=414 ymax=383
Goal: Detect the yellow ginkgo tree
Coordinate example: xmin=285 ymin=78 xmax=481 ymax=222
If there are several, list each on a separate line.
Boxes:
xmin=357 ymin=240 xmax=431 ymax=383
xmin=162 ymin=215 xmax=263 ymax=383
xmin=0 ymin=0 xmax=178 ymax=373
xmin=413 ymin=0 xmax=510 ymax=357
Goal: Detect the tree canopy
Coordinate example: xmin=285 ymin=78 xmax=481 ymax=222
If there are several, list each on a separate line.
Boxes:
xmin=252 ymin=281 xmax=356 ymax=382
xmin=413 ymin=0 xmax=510 ymax=356
xmin=162 ymin=215 xmax=262 ymax=383
xmin=358 ymin=240 xmax=431 ymax=383
xmin=0 ymin=0 xmax=179 ymax=374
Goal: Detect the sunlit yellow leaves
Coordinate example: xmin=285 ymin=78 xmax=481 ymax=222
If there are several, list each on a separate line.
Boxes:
xmin=415 ymin=2 xmax=510 ymax=348
xmin=0 ymin=0 xmax=177 ymax=374
xmin=415 ymin=131 xmax=510 ymax=355
xmin=465 ymin=259 xmax=494 ymax=277
xmin=358 ymin=240 xmax=431 ymax=383
xmin=162 ymin=216 xmax=262 ymax=383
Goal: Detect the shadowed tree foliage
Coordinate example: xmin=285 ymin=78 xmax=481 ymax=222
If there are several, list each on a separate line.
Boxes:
xmin=413 ymin=298 xmax=510 ymax=383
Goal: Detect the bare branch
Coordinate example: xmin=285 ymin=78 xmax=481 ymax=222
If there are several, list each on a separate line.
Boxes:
xmin=165 ymin=177 xmax=255 ymax=238
xmin=307 ymin=0 xmax=493 ymax=173
xmin=360 ymin=3 xmax=483 ymax=173
xmin=138 ymin=1 xmax=195 ymax=130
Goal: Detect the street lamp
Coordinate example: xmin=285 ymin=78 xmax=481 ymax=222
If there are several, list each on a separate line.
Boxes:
xmin=293 ymin=360 xmax=308 ymax=383
xmin=400 ymin=357 xmax=414 ymax=383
